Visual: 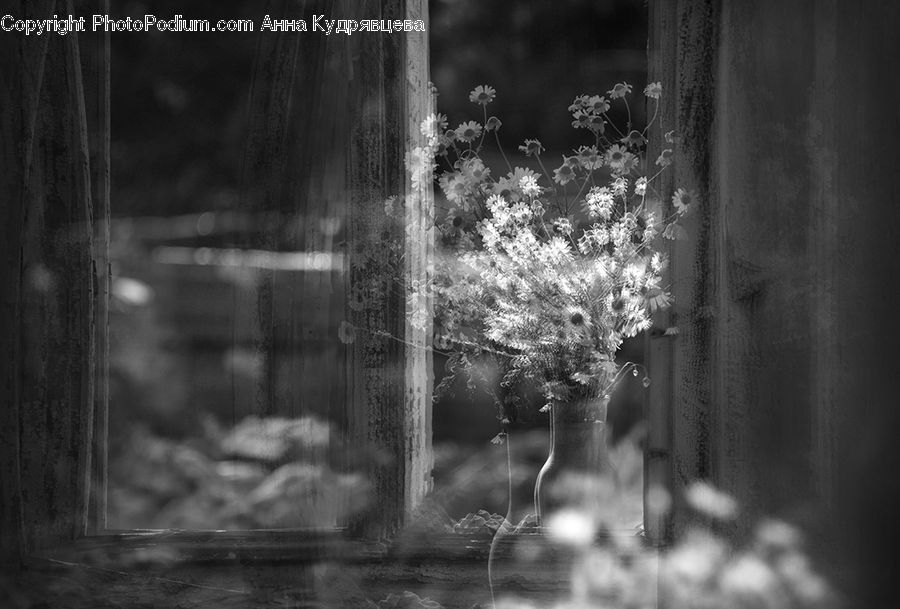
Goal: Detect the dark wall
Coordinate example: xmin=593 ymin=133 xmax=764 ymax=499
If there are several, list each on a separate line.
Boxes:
xmin=650 ymin=1 xmax=900 ymax=605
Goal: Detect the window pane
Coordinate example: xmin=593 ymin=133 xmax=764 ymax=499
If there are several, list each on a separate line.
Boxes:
xmin=427 ymin=0 xmax=649 ymax=533
xmin=107 ymin=1 xmax=358 ymax=530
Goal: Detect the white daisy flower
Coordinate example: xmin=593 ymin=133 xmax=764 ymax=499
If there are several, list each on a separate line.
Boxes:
xmin=468 ymin=84 xmax=496 ymax=105
xmin=577 ymin=145 xmax=603 ymax=170
xmin=643 ymin=82 xmax=662 ymax=99
xmin=519 ymin=175 xmax=541 ymax=197
xmin=454 ymin=121 xmax=482 ymax=143
xmin=672 ymin=188 xmax=696 ymax=215
xmin=588 ymin=95 xmax=611 ymax=114
xmin=551 ymin=217 xmax=572 ymax=237
xmin=584 ymin=186 xmax=614 ymax=219
xmin=485 ymin=116 xmax=502 ymax=131
xmin=419 ymin=113 xmax=448 ymax=139
xmin=553 ymin=161 xmax=576 ymax=185
xmin=634 ymin=176 xmax=648 ymax=196
xmin=605 ymin=144 xmax=629 ymax=170
xmin=568 ymin=94 xmax=591 ymax=113
xmin=608 ymin=82 xmax=633 ymax=99
xmin=518 ymin=139 xmax=544 ymax=157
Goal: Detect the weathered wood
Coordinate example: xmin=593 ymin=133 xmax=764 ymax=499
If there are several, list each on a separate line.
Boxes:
xmin=650 ymin=0 xmax=823 ymax=526
xmin=0 ymin=0 xmax=54 ymax=565
xmin=1 ymin=0 xmax=99 ymax=560
xmin=825 ymin=4 xmax=900 ymax=604
xmin=651 ymin=0 xmax=900 ymax=603
xmin=39 ymin=529 xmax=380 ymax=565
xmin=78 ymin=0 xmax=112 ymax=534
xmin=346 ymin=0 xmax=433 ymax=539
xmin=401 ymin=0 xmax=435 ymax=528
xmin=644 ymin=0 xmax=678 ymax=546
xmin=237 ymin=0 xmax=332 ymax=418
xmin=646 ymin=0 xmax=720 ymax=542
xmin=11 ymin=531 xmax=655 ymax=608
xmin=807 ymin=0 xmax=839 ymax=527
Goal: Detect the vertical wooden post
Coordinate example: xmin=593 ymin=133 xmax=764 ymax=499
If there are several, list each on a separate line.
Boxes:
xmin=0 ymin=0 xmax=50 ymax=565
xmin=644 ymin=0 xmax=677 ymax=546
xmin=239 ymin=0 xmax=332 ymax=421
xmin=81 ymin=0 xmax=112 ymax=533
xmin=645 ymin=0 xmax=720 ymax=541
xmin=806 ymin=0 xmax=839 ymax=526
xmin=402 ymin=0 xmax=434 ymax=522
xmin=346 ymin=0 xmax=433 ymax=539
xmin=1 ymin=0 xmax=100 ymax=558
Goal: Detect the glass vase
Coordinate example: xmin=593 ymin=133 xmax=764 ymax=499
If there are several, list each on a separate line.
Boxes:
xmin=533 ymin=395 xmax=617 ymax=527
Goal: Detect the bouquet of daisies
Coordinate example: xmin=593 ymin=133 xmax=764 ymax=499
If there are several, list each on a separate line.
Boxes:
xmin=407 ymin=82 xmax=689 ymax=413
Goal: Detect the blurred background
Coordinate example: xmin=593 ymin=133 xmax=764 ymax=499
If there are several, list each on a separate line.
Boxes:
xmin=105 ymin=0 xmax=649 ymax=530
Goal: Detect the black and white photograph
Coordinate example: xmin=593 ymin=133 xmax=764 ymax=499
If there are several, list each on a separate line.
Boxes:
xmin=2 ymin=1 xmax=899 ymax=607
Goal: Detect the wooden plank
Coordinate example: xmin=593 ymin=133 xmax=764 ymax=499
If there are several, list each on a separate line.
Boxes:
xmin=807 ymin=0 xmax=839 ymax=526
xmin=401 ymin=0 xmax=435 ymax=526
xmin=78 ymin=0 xmax=112 ymax=534
xmin=0 ymin=0 xmax=55 ymax=565
xmin=826 ymin=3 xmax=900 ymax=603
xmin=644 ymin=0 xmax=678 ymax=546
xmin=16 ymin=532 xmax=657 ymax=608
xmin=346 ymin=0 xmax=433 ymax=538
xmin=346 ymin=0 xmax=401 ymax=539
xmin=238 ymin=0 xmax=307 ymax=417
xmin=7 ymin=0 xmax=99 ymax=556
xmin=646 ymin=0 xmax=721 ymax=539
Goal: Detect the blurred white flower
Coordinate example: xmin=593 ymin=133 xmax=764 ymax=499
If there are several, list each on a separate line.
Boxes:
xmin=685 ymin=481 xmax=739 ymax=520
xmin=754 ymin=518 xmax=804 ymax=558
xmin=662 ymin=528 xmax=729 ymax=591
xmin=546 ymin=509 xmax=596 ymax=548
xmin=719 ymin=553 xmax=788 ymax=609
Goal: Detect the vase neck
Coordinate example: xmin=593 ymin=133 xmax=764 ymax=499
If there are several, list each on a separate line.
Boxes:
xmin=551 ymin=396 xmax=609 ymax=424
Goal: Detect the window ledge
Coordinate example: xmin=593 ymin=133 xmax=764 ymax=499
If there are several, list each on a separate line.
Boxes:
xmin=30 ymin=527 xmax=660 ymax=566
xmin=17 ymin=530 xmax=660 ymax=609
xmin=28 ymin=528 xmax=379 ymax=566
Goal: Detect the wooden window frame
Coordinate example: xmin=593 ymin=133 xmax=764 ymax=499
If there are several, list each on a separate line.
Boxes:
xmin=1 ymin=0 xmax=437 ymax=568
xmin=1 ymin=1 xmax=701 ymax=593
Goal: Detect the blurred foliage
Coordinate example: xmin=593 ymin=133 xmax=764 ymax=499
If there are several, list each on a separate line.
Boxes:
xmin=430 ymin=0 xmax=647 ymax=154
xmin=486 ymin=488 xmax=839 ymax=609
xmin=369 ymin=591 xmax=445 ymax=609
xmin=110 ymin=0 xmax=262 ymax=217
xmin=109 ymin=414 xmax=368 ymax=529
xmin=108 ymin=0 xmax=646 ymax=216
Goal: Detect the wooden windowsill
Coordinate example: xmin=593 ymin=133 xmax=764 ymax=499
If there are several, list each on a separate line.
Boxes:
xmin=18 ymin=528 xmax=660 ymax=609
xmin=29 ymin=528 xmax=377 ymax=566
xmin=29 ymin=526 xmax=657 ymax=565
